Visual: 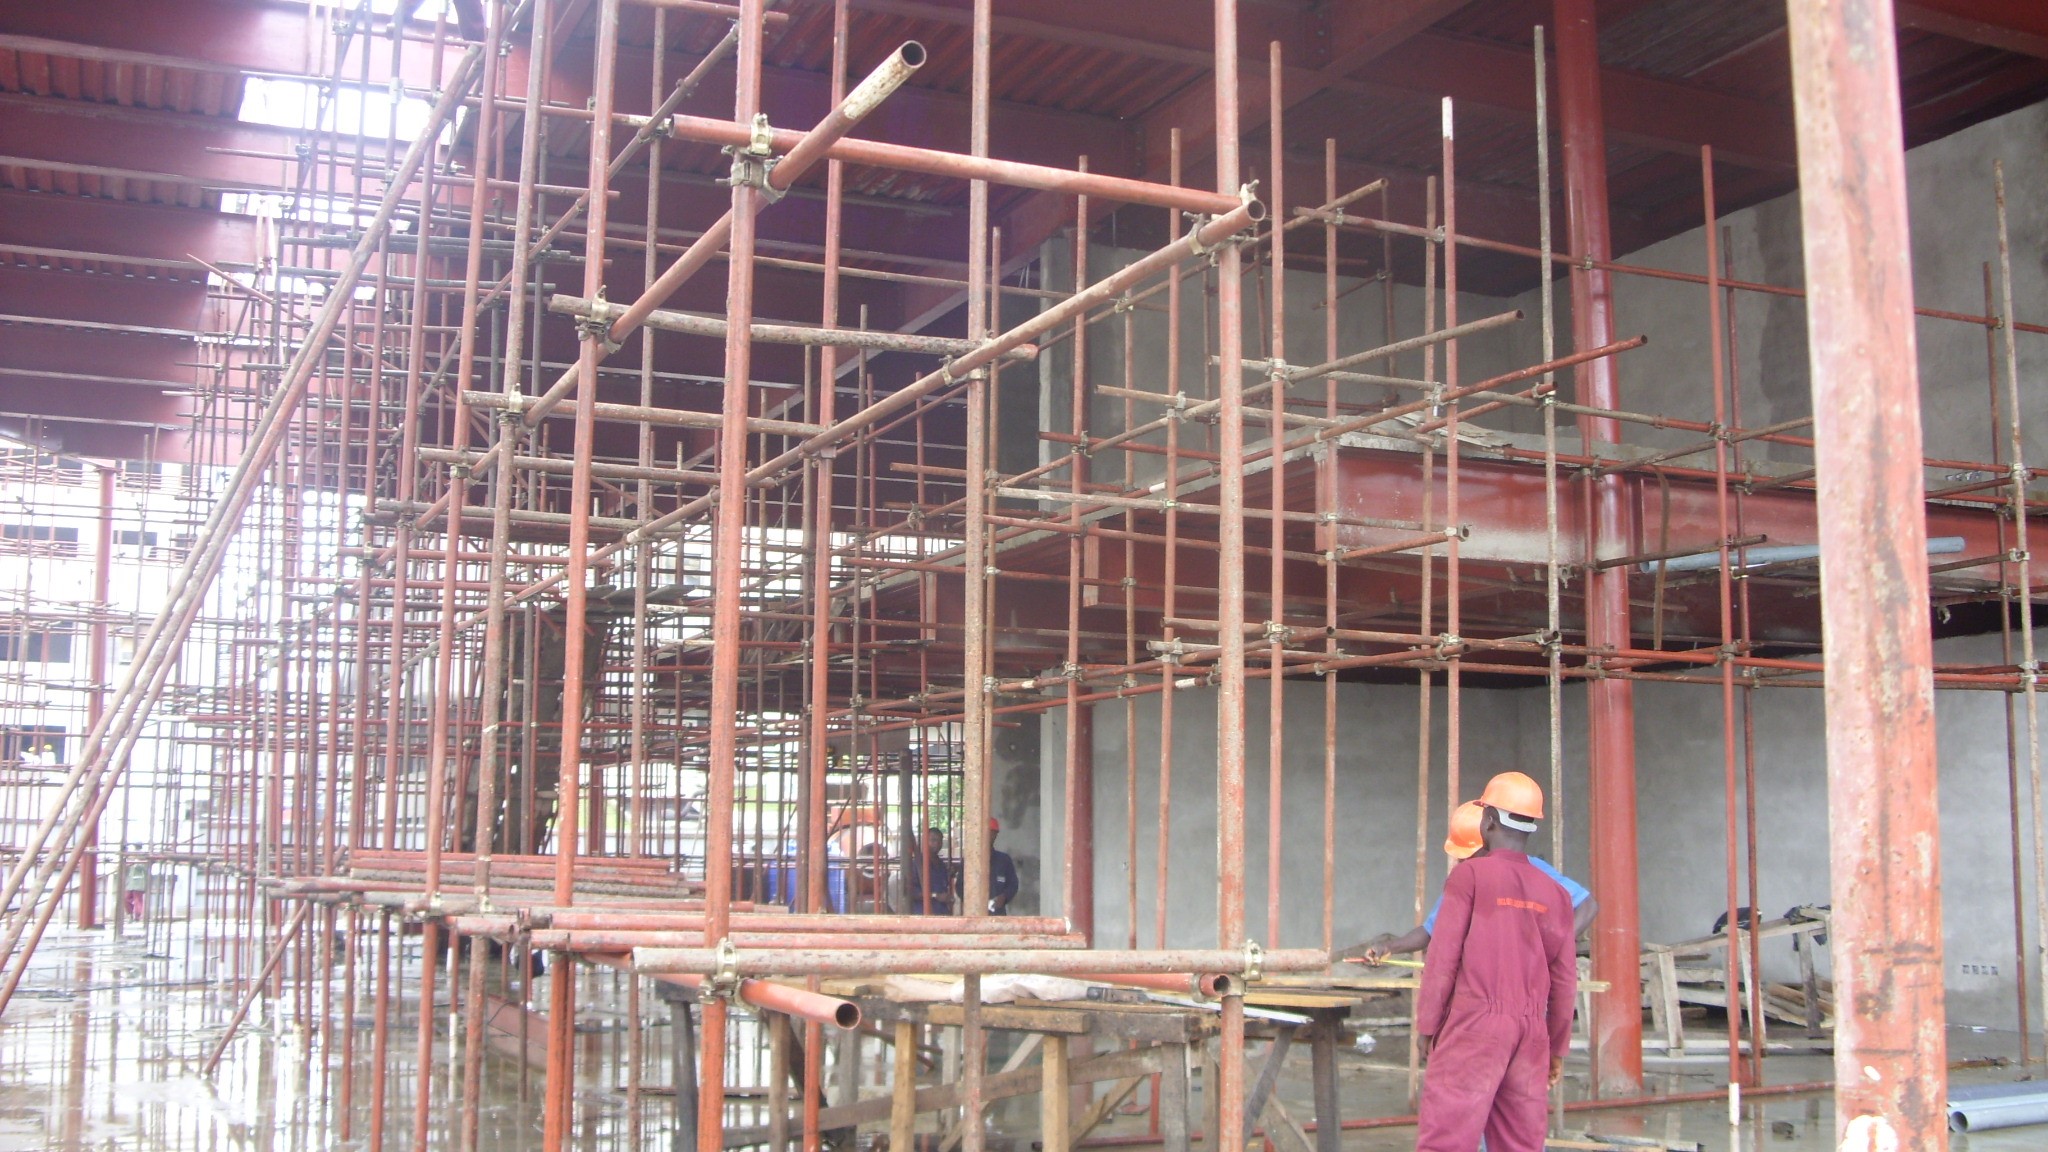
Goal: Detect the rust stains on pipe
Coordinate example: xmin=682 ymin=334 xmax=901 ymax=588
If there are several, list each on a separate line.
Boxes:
xmin=1785 ymin=0 xmax=1950 ymax=1145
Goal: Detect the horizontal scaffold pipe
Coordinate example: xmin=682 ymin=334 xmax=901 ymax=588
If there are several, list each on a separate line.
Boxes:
xmin=549 ymin=294 xmax=1040 ymax=360
xmin=465 ymin=390 xmax=824 ymax=436
xmin=661 ymin=114 xmax=1245 ymax=217
xmin=524 ymin=41 xmax=930 ymax=426
xmin=563 ymin=201 xmax=1268 ymax=570
xmin=582 ymin=953 xmax=859 ymax=1029
xmin=632 ymin=945 xmax=1328 ymax=978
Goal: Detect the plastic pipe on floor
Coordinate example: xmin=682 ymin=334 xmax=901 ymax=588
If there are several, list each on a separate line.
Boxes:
xmin=1947 ymin=1083 xmax=2048 ymax=1131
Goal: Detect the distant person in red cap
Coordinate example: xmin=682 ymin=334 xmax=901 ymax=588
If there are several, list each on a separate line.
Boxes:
xmin=956 ymin=817 xmax=1020 ymax=915
xmin=1415 ymin=771 xmax=1578 ymax=1152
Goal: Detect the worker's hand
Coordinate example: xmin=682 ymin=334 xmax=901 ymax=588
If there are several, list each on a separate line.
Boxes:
xmin=1417 ymin=1034 xmax=1433 ymax=1061
xmin=1358 ymin=933 xmax=1400 ymax=966
xmin=1548 ymin=1057 xmax=1565 ymax=1088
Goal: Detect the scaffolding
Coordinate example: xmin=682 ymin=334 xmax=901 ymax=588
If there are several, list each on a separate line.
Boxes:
xmin=0 ymin=0 xmax=2024 ymax=1148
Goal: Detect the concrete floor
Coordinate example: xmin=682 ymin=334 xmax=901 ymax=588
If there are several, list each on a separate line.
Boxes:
xmin=2 ymin=920 xmax=2042 ymax=1150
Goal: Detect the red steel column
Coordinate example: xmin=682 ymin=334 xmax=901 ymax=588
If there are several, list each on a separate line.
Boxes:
xmin=1552 ymin=0 xmax=1643 ymax=1093
xmin=1785 ymin=1 xmax=1948 ymax=1146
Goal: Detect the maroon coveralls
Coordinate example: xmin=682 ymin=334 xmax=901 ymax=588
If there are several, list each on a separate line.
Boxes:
xmin=1415 ymin=850 xmax=1578 ymax=1152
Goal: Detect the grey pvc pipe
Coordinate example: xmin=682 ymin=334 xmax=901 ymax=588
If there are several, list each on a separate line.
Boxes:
xmin=1947 ymin=1082 xmax=2048 ymax=1132
xmin=1640 ymin=535 xmax=1965 ymax=575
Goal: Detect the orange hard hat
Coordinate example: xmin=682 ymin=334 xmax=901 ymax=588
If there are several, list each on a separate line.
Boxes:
xmin=989 ymin=817 xmax=1000 ymax=833
xmin=1479 ymin=771 xmax=1544 ymax=824
xmin=1443 ymin=801 xmax=1485 ymax=860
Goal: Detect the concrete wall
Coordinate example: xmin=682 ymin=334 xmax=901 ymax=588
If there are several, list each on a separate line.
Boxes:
xmin=1539 ymin=629 xmax=2043 ymax=1028
xmin=1479 ymin=99 xmax=2048 ymax=465
xmin=1035 ymin=240 xmax=1533 ymax=487
xmin=1043 ymin=638 xmax=2043 ymax=1029
xmin=1039 ymin=680 xmax=1530 ymax=952
xmin=1017 ymin=99 xmax=2048 ymax=1031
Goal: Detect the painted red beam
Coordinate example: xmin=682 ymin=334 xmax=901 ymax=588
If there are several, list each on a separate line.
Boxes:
xmin=0 ymin=325 xmax=199 ymax=389
xmin=0 ymin=189 xmax=260 ymax=272
xmin=1900 ymin=0 xmax=2048 ymax=58
xmin=0 ymin=0 xmax=459 ymax=86
xmin=1381 ymin=35 xmax=1796 ymax=170
xmin=0 ymin=93 xmax=309 ymax=192
xmin=0 ymin=418 xmax=202 ymax=464
xmin=0 ymin=265 xmax=209 ymax=332
xmin=0 ymin=381 xmax=188 ymax=428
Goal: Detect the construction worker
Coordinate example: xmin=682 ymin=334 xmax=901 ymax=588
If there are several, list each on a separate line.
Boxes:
xmin=1416 ymin=772 xmax=1578 ymax=1152
xmin=1340 ymin=797 xmax=1597 ymax=965
xmin=916 ymin=826 xmax=953 ymax=915
xmin=955 ymin=817 xmax=1020 ymax=914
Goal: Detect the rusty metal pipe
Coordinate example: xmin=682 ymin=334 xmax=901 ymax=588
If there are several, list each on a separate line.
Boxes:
xmin=1786 ymin=0 xmax=1950 ymax=1143
xmin=632 ymin=947 xmax=1327 ymax=977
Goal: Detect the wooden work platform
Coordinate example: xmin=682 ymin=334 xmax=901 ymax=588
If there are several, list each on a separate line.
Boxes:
xmin=690 ymin=979 xmax=1370 ymax=1152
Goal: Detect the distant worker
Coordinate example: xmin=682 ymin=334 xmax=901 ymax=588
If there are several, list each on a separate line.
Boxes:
xmin=122 ymin=861 xmax=149 ymax=921
xmin=956 ymin=817 xmax=1020 ymax=915
xmin=987 ymin=818 xmax=1019 ymax=915
xmin=1416 ymin=772 xmax=1578 ymax=1152
xmin=915 ymin=826 xmax=952 ymax=915
xmin=1342 ymin=795 xmax=1597 ymax=965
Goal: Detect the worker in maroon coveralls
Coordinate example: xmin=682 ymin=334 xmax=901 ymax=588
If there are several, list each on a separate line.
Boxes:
xmin=1414 ymin=771 xmax=1578 ymax=1152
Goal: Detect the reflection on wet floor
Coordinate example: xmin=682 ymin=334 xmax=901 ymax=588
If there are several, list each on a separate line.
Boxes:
xmin=5 ymin=916 xmax=2045 ymax=1150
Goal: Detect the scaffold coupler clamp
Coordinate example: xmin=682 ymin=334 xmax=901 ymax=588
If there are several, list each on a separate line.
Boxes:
xmin=723 ymin=114 xmax=786 ymax=204
xmin=709 ymin=937 xmax=743 ymax=1001
xmin=574 ymin=292 xmax=624 ymax=356
xmin=1241 ymin=939 xmax=1264 ymax=984
xmin=1264 ymin=619 xmax=1289 ymax=644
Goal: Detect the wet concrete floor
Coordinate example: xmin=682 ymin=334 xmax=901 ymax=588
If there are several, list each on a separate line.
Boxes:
xmin=3 ymin=918 xmax=2043 ymax=1150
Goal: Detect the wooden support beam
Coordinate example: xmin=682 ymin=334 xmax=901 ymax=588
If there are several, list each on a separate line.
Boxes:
xmin=891 ymin=1020 xmax=917 ymax=1152
xmin=1041 ymin=1037 xmax=1072 ymax=1152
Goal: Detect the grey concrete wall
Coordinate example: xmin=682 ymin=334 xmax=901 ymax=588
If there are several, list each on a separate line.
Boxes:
xmin=1039 ymin=680 xmax=1534 ymax=952
xmin=1480 ymin=99 xmax=2048 ymax=465
xmin=1034 ymin=239 xmax=1533 ymax=488
xmin=992 ymin=710 xmax=1044 ymax=915
xmin=1539 ymin=629 xmax=2044 ymax=1029
xmin=1022 ymin=98 xmax=2048 ymax=1032
xmin=1041 ymin=635 xmax=2043 ymax=1028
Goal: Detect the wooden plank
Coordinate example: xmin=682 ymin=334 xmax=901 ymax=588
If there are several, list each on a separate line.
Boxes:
xmin=891 ymin=1020 xmax=917 ymax=1152
xmin=1042 ymin=1038 xmax=1072 ymax=1152
xmin=1240 ymin=1028 xmax=1296 ymax=1143
xmin=1159 ymin=1043 xmax=1192 ymax=1152
xmin=1310 ymin=1020 xmax=1342 ymax=1152
xmin=1259 ymin=1093 xmax=1315 ymax=1152
xmin=722 ymin=1039 xmax=1164 ymax=1148
xmin=923 ymin=1002 xmax=1094 ymax=1034
xmin=768 ymin=1015 xmax=791 ymax=1152
xmin=1071 ymin=1074 xmax=1145 ymax=1147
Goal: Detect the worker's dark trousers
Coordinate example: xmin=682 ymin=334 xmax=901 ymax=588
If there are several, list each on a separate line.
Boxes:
xmin=1415 ymin=1000 xmax=1551 ymax=1152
